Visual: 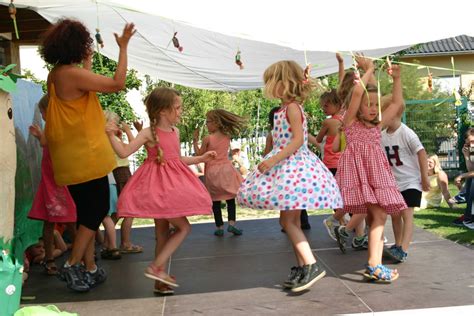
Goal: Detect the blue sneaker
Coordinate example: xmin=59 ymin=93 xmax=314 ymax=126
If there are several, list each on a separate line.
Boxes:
xmin=389 ymin=246 xmax=408 ymax=263
xmin=454 ymin=193 xmax=466 ymax=204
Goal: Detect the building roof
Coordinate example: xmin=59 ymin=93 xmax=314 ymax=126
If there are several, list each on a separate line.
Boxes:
xmin=402 ymin=35 xmax=474 ymax=56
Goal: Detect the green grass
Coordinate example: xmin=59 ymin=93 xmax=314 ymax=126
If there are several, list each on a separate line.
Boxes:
xmin=132 ymin=185 xmax=473 ymax=245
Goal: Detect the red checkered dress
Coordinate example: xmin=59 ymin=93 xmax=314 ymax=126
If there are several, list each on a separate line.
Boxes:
xmin=335 ymin=121 xmax=407 ymax=214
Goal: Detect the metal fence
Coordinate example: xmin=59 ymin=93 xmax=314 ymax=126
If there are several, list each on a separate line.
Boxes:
xmin=403 ymin=97 xmax=469 ymax=171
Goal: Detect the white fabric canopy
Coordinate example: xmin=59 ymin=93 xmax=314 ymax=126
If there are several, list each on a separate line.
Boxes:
xmin=2 ymin=0 xmax=473 ymax=90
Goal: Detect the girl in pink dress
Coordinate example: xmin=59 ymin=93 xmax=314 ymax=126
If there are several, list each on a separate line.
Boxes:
xmin=106 ymin=87 xmax=216 ymax=294
xmin=193 ymin=109 xmax=246 ymax=236
xmin=28 ymin=95 xmax=76 ymax=275
xmin=335 ymin=56 xmax=406 ymax=282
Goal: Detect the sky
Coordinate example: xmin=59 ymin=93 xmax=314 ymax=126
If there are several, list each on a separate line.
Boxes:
xmin=19 ymin=46 xmax=148 ymax=120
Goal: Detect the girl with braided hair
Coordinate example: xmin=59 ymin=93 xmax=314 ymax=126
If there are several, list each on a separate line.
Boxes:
xmin=106 ymin=87 xmax=216 ymax=293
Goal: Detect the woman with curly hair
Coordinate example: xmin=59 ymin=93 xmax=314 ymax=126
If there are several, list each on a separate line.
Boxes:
xmin=39 ymin=18 xmax=136 ymax=292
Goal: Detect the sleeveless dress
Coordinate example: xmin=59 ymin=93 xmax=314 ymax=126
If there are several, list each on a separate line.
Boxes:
xmin=238 ymin=104 xmax=342 ymax=211
xmin=204 ymin=135 xmax=243 ymax=201
xmin=28 ymin=147 xmax=76 ymax=223
xmin=45 ymin=84 xmax=116 ymax=186
xmin=117 ymin=128 xmax=212 ymax=219
xmin=336 ymin=121 xmax=407 ymax=214
xmin=322 ymin=114 xmax=343 ymax=170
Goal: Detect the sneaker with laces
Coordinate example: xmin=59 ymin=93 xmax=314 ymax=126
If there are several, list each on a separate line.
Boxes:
xmin=323 ymin=216 xmax=339 ymax=241
xmin=227 ymin=225 xmax=243 ymax=236
xmin=283 ymin=266 xmax=303 ymax=289
xmin=351 ymin=235 xmax=368 ymax=250
xmin=85 ymin=266 xmax=107 ymax=288
xmin=454 ymin=193 xmax=466 ymax=204
xmin=334 ymin=226 xmax=349 ymax=253
xmin=463 ymin=220 xmax=474 ymax=230
xmin=60 ymin=264 xmax=90 ymax=292
xmin=291 ymin=262 xmax=326 ymax=292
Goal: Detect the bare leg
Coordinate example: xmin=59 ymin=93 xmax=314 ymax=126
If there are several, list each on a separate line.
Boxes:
xmin=43 ymin=221 xmax=55 ymax=261
xmin=102 ymin=216 xmax=117 ymax=250
xmin=152 ymin=217 xmax=191 ymax=268
xmin=67 ymin=225 xmax=96 ymax=271
xmin=391 ymin=213 xmax=403 ymax=246
xmin=280 ymin=210 xmax=316 ymax=266
xmin=401 ymin=207 xmax=414 ymax=251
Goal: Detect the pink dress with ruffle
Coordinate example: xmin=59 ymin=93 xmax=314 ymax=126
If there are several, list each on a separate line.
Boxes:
xmin=335 ymin=121 xmax=407 ymax=214
xmin=28 ymin=147 xmax=77 ymax=223
xmin=204 ymin=135 xmax=243 ymax=201
xmin=117 ymin=128 xmax=212 ymax=219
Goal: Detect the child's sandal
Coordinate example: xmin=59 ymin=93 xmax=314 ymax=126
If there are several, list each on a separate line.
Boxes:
xmin=43 ymin=259 xmax=58 ymax=276
xmin=144 ymin=264 xmax=179 ymax=287
xmin=363 ymin=264 xmax=399 ymax=283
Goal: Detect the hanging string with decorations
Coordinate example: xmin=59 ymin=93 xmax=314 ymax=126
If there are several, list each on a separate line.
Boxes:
xmin=302 ymin=50 xmax=311 ymax=84
xmin=451 ymin=57 xmax=462 ymax=106
xmin=95 ymin=1 xmax=104 ymax=70
xmin=172 ymin=32 xmax=183 ymax=52
xmin=8 ymin=0 xmax=19 ymax=40
xmin=235 ymin=48 xmax=244 ymax=70
xmin=427 ymin=67 xmax=433 ymax=93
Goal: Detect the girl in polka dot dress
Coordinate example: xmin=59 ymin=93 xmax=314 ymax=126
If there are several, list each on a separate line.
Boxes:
xmin=238 ymin=60 xmax=342 ymax=292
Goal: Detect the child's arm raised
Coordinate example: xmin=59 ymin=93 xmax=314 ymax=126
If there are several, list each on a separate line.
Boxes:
xmin=343 ymin=58 xmax=375 ymax=127
xmin=106 ymin=122 xmax=152 ymax=158
xmin=29 ymin=124 xmax=47 ymax=147
xmin=336 ymin=53 xmax=345 ymax=82
xmin=381 ymin=65 xmax=403 ymax=128
xmin=258 ymin=103 xmax=303 ymax=173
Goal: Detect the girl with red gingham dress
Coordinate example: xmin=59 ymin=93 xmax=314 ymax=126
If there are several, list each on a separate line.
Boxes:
xmin=335 ymin=56 xmax=406 ymax=283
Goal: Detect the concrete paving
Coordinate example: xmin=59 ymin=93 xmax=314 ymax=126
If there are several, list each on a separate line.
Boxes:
xmin=22 ymin=215 xmax=474 ymax=315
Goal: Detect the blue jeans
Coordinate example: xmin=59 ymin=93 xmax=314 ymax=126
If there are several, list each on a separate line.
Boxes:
xmin=463 ymin=178 xmax=474 ymax=221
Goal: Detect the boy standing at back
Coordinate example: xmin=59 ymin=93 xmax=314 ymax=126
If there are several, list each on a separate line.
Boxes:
xmin=381 ymin=96 xmax=429 ymax=262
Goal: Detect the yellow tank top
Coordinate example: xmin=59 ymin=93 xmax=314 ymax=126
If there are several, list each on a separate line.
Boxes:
xmin=423 ymin=174 xmax=442 ymax=207
xmin=45 ymin=84 xmax=116 ymax=185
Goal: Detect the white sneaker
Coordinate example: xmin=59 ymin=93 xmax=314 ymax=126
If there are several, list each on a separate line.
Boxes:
xmin=323 ymin=216 xmax=339 ymax=241
xmin=462 ymin=220 xmax=474 ymax=230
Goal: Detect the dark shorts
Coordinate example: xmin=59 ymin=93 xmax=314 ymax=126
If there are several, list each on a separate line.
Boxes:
xmin=113 ymin=166 xmax=132 ymax=196
xmin=68 ymin=176 xmax=109 ymax=231
xmin=401 ymin=189 xmax=422 ymax=208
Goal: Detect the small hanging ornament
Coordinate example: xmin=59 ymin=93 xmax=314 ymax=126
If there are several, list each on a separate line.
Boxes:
xmin=303 ymin=64 xmax=311 ymax=84
xmin=235 ymin=50 xmax=244 ymax=69
xmin=172 ymin=32 xmax=183 ymax=52
xmin=8 ymin=0 xmax=19 ymax=40
xmin=427 ymin=68 xmax=433 ymax=93
xmin=95 ymin=28 xmax=104 ymax=49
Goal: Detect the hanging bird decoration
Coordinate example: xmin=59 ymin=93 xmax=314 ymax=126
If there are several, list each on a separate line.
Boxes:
xmin=427 ymin=70 xmax=433 ymax=93
xmin=8 ymin=0 xmax=19 ymax=40
xmin=172 ymin=32 xmax=183 ymax=52
xmin=303 ymin=64 xmax=311 ymax=84
xmin=235 ymin=50 xmax=244 ymax=69
xmin=95 ymin=28 xmax=104 ymax=49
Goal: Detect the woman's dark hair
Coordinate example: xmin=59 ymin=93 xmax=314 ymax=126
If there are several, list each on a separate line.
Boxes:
xmin=40 ymin=19 xmax=93 ymax=65
xmin=268 ymin=106 xmax=280 ymax=130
